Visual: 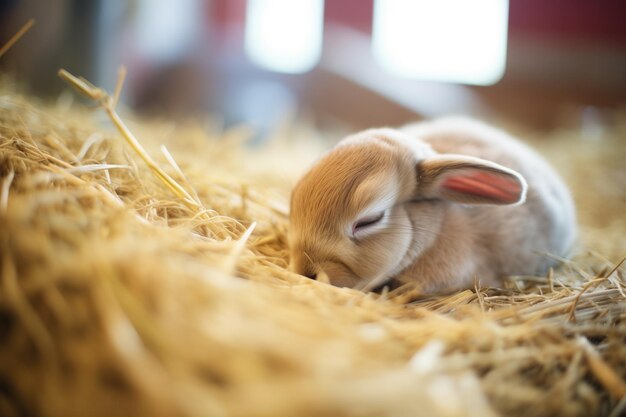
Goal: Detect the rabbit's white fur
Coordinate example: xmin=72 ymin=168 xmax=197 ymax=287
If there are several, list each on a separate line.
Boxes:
xmin=289 ymin=117 xmax=576 ymax=293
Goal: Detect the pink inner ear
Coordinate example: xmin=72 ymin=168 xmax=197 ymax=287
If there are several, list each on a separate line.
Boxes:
xmin=442 ymin=171 xmax=522 ymax=203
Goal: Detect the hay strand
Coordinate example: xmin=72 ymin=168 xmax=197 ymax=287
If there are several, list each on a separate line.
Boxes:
xmin=0 ymin=19 xmax=34 ymax=59
xmin=58 ymin=69 xmax=202 ymax=212
xmin=0 ymin=169 xmax=14 ymax=213
xmin=578 ymin=337 xmax=626 ymax=399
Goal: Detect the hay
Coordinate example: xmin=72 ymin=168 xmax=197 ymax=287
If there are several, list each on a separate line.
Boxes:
xmin=0 ymin=19 xmax=33 ymax=60
xmin=0 ymin=74 xmax=625 ymax=417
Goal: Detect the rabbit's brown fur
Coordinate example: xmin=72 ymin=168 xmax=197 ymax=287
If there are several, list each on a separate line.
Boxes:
xmin=289 ymin=118 xmax=576 ymax=293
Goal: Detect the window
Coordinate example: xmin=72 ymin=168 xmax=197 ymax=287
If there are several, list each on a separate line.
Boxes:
xmin=372 ymin=0 xmax=509 ymax=85
xmin=245 ymin=0 xmax=325 ymax=73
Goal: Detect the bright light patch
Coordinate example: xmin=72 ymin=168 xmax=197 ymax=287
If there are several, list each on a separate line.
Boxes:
xmin=372 ymin=0 xmax=509 ymax=85
xmin=135 ymin=0 xmax=201 ymax=62
xmin=245 ymin=0 xmax=324 ymax=74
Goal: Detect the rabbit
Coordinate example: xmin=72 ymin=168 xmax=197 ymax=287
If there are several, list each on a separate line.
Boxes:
xmin=288 ymin=117 xmax=576 ymax=293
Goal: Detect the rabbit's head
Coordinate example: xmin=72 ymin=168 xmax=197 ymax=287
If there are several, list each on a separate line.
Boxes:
xmin=289 ymin=128 xmax=527 ymax=290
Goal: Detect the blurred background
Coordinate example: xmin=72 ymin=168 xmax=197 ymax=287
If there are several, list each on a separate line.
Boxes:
xmin=1 ymin=0 xmax=625 ymax=135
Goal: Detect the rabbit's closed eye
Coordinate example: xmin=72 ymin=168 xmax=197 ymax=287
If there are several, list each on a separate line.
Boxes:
xmin=351 ymin=211 xmax=385 ymax=239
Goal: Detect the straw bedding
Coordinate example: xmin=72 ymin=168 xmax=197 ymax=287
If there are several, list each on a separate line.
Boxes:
xmin=0 ymin=79 xmax=625 ymax=417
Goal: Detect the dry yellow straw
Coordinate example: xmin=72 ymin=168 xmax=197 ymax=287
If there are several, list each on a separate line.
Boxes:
xmin=58 ymin=68 xmax=204 ymax=213
xmin=578 ymin=337 xmax=626 ymax=399
xmin=0 ymin=19 xmax=34 ymax=58
xmin=568 ymin=257 xmax=626 ymax=322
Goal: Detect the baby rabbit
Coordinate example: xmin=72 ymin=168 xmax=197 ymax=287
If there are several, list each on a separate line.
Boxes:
xmin=289 ymin=117 xmax=576 ymax=293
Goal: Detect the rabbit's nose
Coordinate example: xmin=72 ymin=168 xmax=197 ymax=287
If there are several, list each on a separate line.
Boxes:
xmin=289 ymin=254 xmax=311 ymax=275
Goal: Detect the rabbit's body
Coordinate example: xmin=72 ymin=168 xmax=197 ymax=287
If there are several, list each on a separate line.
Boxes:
xmin=397 ymin=118 xmax=576 ymax=292
xmin=289 ymin=117 xmax=576 ymax=293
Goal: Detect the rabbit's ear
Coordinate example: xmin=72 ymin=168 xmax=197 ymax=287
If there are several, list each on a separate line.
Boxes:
xmin=416 ymin=155 xmax=527 ymax=205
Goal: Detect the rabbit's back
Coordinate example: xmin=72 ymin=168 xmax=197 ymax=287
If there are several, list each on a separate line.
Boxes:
xmin=402 ymin=117 xmax=576 ymax=280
